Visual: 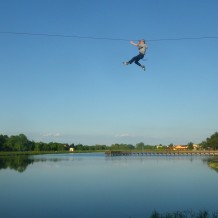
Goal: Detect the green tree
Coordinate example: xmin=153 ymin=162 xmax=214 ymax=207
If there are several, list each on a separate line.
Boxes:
xmin=48 ymin=142 xmax=64 ymax=151
xmin=35 ymin=142 xmax=47 ymax=151
xmin=110 ymin=143 xmax=134 ymax=150
xmin=94 ymin=144 xmax=107 ymax=150
xmin=202 ymin=132 xmax=218 ymax=150
xmin=144 ymin=145 xmax=155 ymax=149
xmin=136 ymin=142 xmax=145 ymax=150
xmin=0 ymin=135 xmax=8 ymax=151
xmin=5 ymin=134 xmax=30 ymax=151
xmin=75 ymin=144 xmax=84 ymax=150
xmin=187 ymin=142 xmax=194 ymax=150
xmin=111 ymin=143 xmax=120 ymax=150
xmin=168 ymin=143 xmax=173 ymax=149
xmin=126 ymin=144 xmax=134 ymax=150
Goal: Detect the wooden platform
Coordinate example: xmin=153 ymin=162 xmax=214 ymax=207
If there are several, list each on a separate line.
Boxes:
xmin=105 ymin=150 xmax=218 ymax=156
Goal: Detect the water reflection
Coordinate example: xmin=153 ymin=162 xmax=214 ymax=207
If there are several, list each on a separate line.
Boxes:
xmin=0 ymin=153 xmax=101 ymax=172
xmin=206 ymin=157 xmax=218 ymax=172
xmin=1 ymin=153 xmax=218 ymax=173
xmin=0 ymin=155 xmax=65 ymax=173
xmin=0 ymin=156 xmax=34 ymax=173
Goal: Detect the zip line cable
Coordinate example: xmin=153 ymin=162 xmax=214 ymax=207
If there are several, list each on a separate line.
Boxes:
xmin=1 ymin=31 xmax=218 ymax=42
xmin=0 ymin=31 xmax=130 ymax=41
xmin=148 ymin=36 xmax=218 ymax=42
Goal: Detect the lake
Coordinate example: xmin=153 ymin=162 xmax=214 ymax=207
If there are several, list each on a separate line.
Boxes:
xmin=0 ymin=153 xmax=218 ymax=218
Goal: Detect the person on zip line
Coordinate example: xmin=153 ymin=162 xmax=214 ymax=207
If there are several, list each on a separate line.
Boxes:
xmin=123 ymin=39 xmax=148 ymax=71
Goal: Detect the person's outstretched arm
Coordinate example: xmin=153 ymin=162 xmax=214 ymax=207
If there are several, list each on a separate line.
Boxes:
xmin=130 ymin=40 xmax=138 ymax=46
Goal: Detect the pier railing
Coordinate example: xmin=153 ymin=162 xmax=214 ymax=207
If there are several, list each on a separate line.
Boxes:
xmin=105 ymin=150 xmax=218 ymax=156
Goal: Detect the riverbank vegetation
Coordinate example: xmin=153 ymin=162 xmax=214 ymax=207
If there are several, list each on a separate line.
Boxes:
xmin=0 ymin=132 xmax=218 ymax=155
xmin=150 ymin=210 xmax=218 ymax=218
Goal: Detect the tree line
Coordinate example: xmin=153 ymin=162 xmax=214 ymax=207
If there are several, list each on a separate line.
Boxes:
xmin=0 ymin=134 xmax=69 ymax=152
xmin=0 ymin=134 xmax=157 ymax=152
xmin=0 ymin=132 xmax=218 ymax=152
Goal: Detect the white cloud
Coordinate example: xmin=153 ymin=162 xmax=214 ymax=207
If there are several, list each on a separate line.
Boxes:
xmin=42 ymin=133 xmax=62 ymax=138
xmin=115 ymin=133 xmax=130 ymax=138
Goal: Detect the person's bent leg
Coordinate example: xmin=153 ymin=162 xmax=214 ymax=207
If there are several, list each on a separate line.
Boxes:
xmin=128 ymin=54 xmax=139 ymax=64
xmin=135 ymin=60 xmax=142 ymax=67
xmin=134 ymin=54 xmax=142 ymax=66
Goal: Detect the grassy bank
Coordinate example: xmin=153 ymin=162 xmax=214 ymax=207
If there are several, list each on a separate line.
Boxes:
xmin=0 ymin=150 xmax=107 ymax=156
xmin=208 ymin=160 xmax=218 ymax=170
xmin=150 ymin=210 xmax=218 ymax=218
xmin=0 ymin=151 xmax=71 ymax=156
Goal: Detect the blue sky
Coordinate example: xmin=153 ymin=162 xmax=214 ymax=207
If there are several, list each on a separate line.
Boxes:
xmin=1 ymin=0 xmax=218 ymax=145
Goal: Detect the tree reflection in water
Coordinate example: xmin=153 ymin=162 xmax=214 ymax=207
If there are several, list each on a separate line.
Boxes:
xmin=0 ymin=156 xmax=34 ymax=173
xmin=0 ymin=155 xmax=62 ymax=173
xmin=1 ymin=154 xmax=218 ymax=174
xmin=207 ymin=157 xmax=218 ymax=173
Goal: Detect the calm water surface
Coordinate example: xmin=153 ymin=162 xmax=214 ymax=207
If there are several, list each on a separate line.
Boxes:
xmin=0 ymin=153 xmax=218 ymax=218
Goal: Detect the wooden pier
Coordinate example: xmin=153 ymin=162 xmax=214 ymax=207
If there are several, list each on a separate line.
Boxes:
xmin=105 ymin=150 xmax=218 ymax=156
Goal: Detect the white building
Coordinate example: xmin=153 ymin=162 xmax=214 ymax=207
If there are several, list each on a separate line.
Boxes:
xmin=69 ymin=147 xmax=74 ymax=152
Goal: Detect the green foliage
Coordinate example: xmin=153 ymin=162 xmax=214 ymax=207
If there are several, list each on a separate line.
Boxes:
xmin=136 ymin=142 xmax=145 ymax=150
xmin=0 ymin=134 xmax=69 ymax=152
xmin=1 ymin=131 xmax=218 ymax=153
xmin=150 ymin=210 xmax=218 ymax=218
xmin=5 ymin=134 xmax=32 ymax=151
xmin=0 ymin=135 xmax=8 ymax=151
xmin=201 ymin=132 xmax=218 ymax=150
xmin=110 ymin=143 xmax=134 ymax=150
xmin=187 ymin=142 xmax=194 ymax=150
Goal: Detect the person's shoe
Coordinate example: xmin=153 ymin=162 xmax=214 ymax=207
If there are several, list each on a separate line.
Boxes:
xmin=141 ymin=65 xmax=146 ymax=71
xmin=123 ymin=62 xmax=129 ymax=66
